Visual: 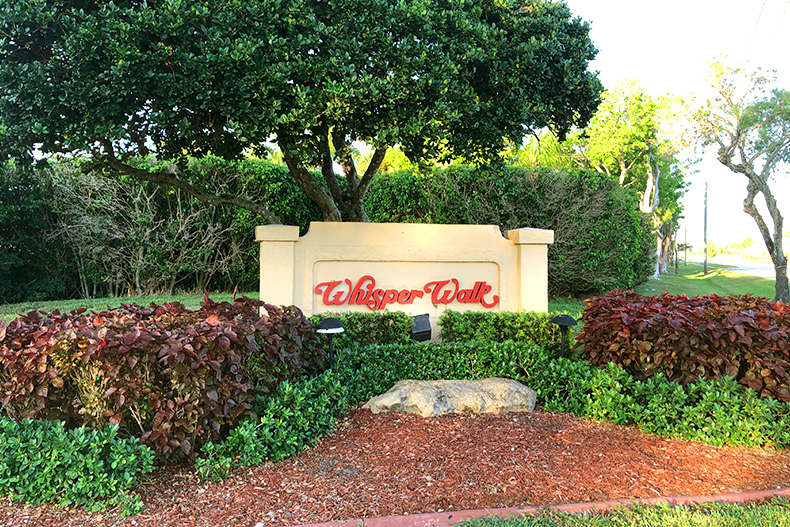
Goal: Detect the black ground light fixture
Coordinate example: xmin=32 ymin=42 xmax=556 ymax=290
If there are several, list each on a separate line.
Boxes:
xmin=550 ymin=314 xmax=578 ymax=358
xmin=316 ymin=317 xmax=345 ymax=367
xmin=411 ymin=313 xmax=431 ymax=342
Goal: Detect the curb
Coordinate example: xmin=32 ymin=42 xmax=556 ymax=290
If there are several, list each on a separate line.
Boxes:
xmin=293 ymin=487 xmax=790 ymax=527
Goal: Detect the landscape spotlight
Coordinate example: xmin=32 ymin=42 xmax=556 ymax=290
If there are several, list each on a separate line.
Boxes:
xmin=550 ymin=314 xmax=578 ymax=358
xmin=411 ymin=313 xmax=431 ymax=342
xmin=316 ymin=317 xmax=345 ymax=367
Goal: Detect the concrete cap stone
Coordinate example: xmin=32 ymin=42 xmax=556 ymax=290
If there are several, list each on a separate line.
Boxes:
xmin=507 ymin=228 xmax=554 ymax=245
xmin=255 ymin=225 xmax=300 ymax=242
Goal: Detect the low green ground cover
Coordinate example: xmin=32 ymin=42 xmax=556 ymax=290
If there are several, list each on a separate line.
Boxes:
xmin=196 ymin=339 xmax=790 ymax=479
xmin=0 ymin=420 xmax=153 ymax=514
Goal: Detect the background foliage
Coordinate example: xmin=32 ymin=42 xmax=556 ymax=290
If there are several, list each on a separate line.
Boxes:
xmin=0 ymin=158 xmax=321 ymax=304
xmin=0 ymin=164 xmax=79 ymax=303
xmin=2 ymin=160 xmax=653 ymax=304
xmin=366 ymin=165 xmax=655 ymax=297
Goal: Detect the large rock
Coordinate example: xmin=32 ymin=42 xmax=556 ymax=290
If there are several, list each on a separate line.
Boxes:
xmin=362 ymin=378 xmax=536 ymax=417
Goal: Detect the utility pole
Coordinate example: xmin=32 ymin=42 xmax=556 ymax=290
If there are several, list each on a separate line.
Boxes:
xmin=704 ymin=181 xmax=708 ymax=275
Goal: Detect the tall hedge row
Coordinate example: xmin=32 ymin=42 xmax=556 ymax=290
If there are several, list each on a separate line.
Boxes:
xmin=0 ymin=164 xmax=79 ymax=303
xmin=366 ymin=166 xmax=655 ymax=297
xmin=0 ymin=158 xmax=322 ymax=303
xmin=2 ymin=159 xmax=652 ymax=303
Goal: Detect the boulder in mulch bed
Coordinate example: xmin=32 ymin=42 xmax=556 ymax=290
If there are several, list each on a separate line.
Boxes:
xmin=363 ymin=377 xmax=536 ymax=417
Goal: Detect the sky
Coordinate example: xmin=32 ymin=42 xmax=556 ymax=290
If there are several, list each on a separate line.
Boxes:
xmin=561 ymin=0 xmax=790 ymax=251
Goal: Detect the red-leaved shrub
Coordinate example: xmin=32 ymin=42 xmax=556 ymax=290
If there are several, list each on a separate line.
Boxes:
xmin=0 ymin=295 xmax=325 ymax=458
xmin=576 ymin=290 xmax=790 ymax=401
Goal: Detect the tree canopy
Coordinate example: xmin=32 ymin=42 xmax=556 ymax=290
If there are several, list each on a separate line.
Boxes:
xmin=0 ymin=0 xmax=603 ymax=221
xmin=516 ymin=82 xmax=688 ymax=276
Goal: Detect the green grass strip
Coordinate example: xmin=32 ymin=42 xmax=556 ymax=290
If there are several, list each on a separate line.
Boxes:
xmin=457 ymin=500 xmax=790 ymax=527
xmin=0 ymin=291 xmax=256 ymax=323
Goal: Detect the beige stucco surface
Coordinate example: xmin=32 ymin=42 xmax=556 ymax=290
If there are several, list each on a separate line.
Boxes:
xmin=256 ymin=222 xmax=553 ymax=324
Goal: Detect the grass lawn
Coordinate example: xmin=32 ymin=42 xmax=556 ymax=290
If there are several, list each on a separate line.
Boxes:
xmin=547 ymin=262 xmax=778 ymax=320
xmin=458 ymin=500 xmax=790 ymax=527
xmin=633 ymin=262 xmax=777 ymax=299
xmin=0 ymin=291 xmax=257 ymax=323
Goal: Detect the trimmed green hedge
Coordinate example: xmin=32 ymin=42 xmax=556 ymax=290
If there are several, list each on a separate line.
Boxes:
xmin=198 ymin=340 xmax=790 ymax=479
xmin=309 ymin=311 xmax=414 ymax=351
xmin=534 ymin=358 xmax=790 ymax=448
xmin=310 ymin=309 xmax=573 ymax=352
xmin=438 ymin=310 xmax=571 ymax=354
xmin=0 ymin=419 xmax=154 ymax=513
xmin=366 ymin=166 xmax=655 ymax=297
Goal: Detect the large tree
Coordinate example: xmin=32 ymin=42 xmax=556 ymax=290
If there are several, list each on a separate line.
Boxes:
xmin=693 ymin=63 xmax=790 ymax=303
xmin=575 ymin=81 xmax=663 ymax=187
xmin=518 ymin=82 xmax=688 ymax=277
xmin=0 ymin=0 xmax=602 ymax=222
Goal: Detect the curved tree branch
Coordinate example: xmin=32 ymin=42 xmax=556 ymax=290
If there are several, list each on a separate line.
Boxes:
xmin=317 ymin=121 xmax=344 ymax=202
xmin=100 ymin=140 xmax=282 ymax=224
xmin=356 ymin=147 xmax=387 ymax=200
xmin=332 ymin=128 xmax=360 ymax=191
xmin=278 ymin=136 xmax=343 ymax=221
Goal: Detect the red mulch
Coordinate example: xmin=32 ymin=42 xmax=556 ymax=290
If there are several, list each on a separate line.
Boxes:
xmin=1 ymin=406 xmax=789 ymax=527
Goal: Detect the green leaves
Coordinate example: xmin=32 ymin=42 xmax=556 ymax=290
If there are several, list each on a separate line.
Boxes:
xmin=308 ymin=310 xmax=414 ymax=351
xmin=438 ymin=309 xmax=567 ymax=355
xmin=0 ymin=419 xmax=153 ymax=512
xmin=0 ymin=0 xmax=601 ymax=222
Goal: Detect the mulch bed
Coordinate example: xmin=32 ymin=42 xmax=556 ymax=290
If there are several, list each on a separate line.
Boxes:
xmin=1 ymin=406 xmax=789 ymax=527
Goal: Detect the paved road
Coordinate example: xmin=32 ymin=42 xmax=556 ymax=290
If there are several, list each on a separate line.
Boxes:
xmin=689 ymin=259 xmax=776 ymax=280
xmin=728 ymin=263 xmax=776 ymax=279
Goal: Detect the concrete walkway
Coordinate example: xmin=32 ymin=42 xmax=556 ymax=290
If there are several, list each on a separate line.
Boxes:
xmin=294 ymin=487 xmax=790 ymax=527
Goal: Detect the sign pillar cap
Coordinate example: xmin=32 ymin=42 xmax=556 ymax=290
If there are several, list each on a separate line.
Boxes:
xmin=255 ymin=225 xmax=300 ymax=242
xmin=507 ymin=228 xmax=554 ymax=245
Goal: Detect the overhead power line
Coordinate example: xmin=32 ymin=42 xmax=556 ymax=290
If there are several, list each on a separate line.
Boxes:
xmin=748 ymin=0 xmax=769 ymax=51
xmin=772 ymin=0 xmax=790 ymax=41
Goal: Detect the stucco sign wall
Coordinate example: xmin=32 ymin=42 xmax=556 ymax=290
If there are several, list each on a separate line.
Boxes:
xmin=256 ymin=222 xmax=553 ymax=318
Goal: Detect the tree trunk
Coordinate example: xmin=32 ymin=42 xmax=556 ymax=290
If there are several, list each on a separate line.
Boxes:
xmin=75 ymin=254 xmax=90 ymax=299
xmin=775 ymin=260 xmax=790 ymax=303
xmin=742 ymin=177 xmax=790 ymax=303
xmin=659 ymin=230 xmax=671 ymax=274
xmin=653 ymin=233 xmax=661 ymax=280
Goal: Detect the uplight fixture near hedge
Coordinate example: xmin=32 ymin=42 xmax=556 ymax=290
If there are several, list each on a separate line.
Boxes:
xmin=316 ymin=316 xmax=345 ymax=367
xmin=410 ymin=313 xmax=431 ymax=342
xmin=550 ymin=314 xmax=577 ymax=358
